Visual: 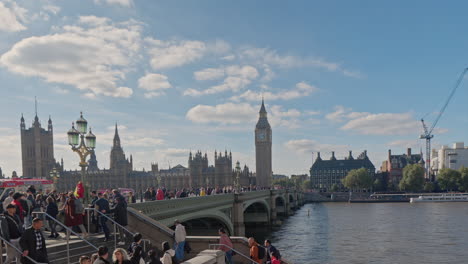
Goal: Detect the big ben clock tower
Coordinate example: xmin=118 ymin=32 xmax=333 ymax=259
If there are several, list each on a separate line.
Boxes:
xmin=255 ymin=99 xmax=272 ymax=187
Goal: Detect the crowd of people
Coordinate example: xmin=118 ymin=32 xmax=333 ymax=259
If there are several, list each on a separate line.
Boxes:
xmin=0 ymin=184 xmax=283 ymax=264
xmin=140 ymin=186 xmax=270 ymax=202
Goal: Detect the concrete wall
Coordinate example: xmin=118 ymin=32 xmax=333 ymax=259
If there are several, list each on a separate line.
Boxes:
xmin=185 ymin=236 xmax=251 ymax=264
xmin=182 ymin=250 xmax=225 ymax=264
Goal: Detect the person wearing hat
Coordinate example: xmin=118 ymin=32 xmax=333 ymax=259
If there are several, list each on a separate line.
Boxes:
xmin=1 ymin=204 xmax=24 ymax=264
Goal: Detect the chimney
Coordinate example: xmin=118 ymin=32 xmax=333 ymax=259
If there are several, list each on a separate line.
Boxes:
xmin=407 ymin=148 xmax=412 ymax=156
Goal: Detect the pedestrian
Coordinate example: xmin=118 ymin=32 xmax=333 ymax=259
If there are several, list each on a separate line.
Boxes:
xmin=111 ymin=196 xmax=128 ymax=245
xmin=127 ymin=192 xmax=136 ymax=204
xmin=269 ymin=251 xmax=281 ymax=264
xmin=91 ymin=253 xmax=99 ymax=263
xmin=21 ymin=193 xmax=32 ymax=228
xmin=248 ymin=237 xmax=262 ymax=264
xmin=45 ymin=196 xmax=59 ymax=238
xmin=147 ymin=249 xmax=162 ymax=264
xmin=151 ymin=188 xmax=156 ymax=201
xmin=1 ymin=204 xmax=24 ymax=264
xmin=128 ymin=233 xmax=145 ymax=264
xmin=113 ymin=248 xmax=132 ymax=264
xmin=160 ymin=241 xmax=175 ymax=264
xmin=94 ymin=246 xmax=110 ymax=264
xmin=156 ymin=188 xmax=164 ymax=201
xmin=64 ymin=192 xmax=88 ymax=239
xmin=19 ymin=218 xmax=48 ymax=264
xmin=95 ymin=192 xmax=111 ymax=242
xmin=90 ymin=191 xmax=100 ymax=233
xmin=11 ymin=193 xmax=26 ymax=223
xmin=80 ymin=255 xmax=92 ymax=264
xmin=144 ymin=188 xmax=151 ymax=202
xmin=173 ymin=220 xmax=186 ymax=261
xmin=264 ymin=239 xmax=280 ymax=263
xmin=2 ymin=191 xmax=14 ymax=211
xmin=218 ymin=228 xmax=233 ymax=264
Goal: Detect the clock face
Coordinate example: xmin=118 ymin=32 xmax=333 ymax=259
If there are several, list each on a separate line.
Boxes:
xmin=257 ymin=131 xmax=266 ymax=141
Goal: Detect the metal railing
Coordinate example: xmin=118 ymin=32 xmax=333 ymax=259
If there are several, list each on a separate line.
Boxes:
xmin=85 ymin=208 xmax=151 ymax=251
xmin=209 ymin=243 xmax=260 ymax=264
xmin=0 ymin=233 xmax=48 ymax=264
xmin=32 ymin=211 xmax=98 ymax=264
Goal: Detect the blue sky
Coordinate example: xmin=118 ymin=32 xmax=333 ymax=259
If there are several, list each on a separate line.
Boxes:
xmin=1 ymin=0 xmax=468 ymax=177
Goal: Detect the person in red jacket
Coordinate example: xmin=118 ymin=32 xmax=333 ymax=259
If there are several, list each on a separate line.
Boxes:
xmin=156 ymin=188 xmax=164 ymax=200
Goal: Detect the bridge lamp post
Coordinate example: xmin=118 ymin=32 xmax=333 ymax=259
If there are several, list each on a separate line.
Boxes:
xmin=235 ymin=161 xmax=241 ymax=193
xmin=49 ymin=166 xmax=60 ymax=190
xmin=67 ymin=112 xmax=96 ymax=204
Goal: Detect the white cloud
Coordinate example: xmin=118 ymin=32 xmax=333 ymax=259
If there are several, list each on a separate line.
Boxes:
xmin=185 ymin=65 xmax=259 ymax=96
xmin=0 ymin=1 xmax=27 ymax=32
xmin=43 ymin=4 xmax=61 ymax=15
xmin=94 ymin=0 xmax=133 ymax=7
xmin=231 ymin=81 xmax=318 ymax=102
xmin=239 ymin=47 xmax=362 ymax=78
xmin=138 ymin=73 xmax=172 ymax=98
xmin=0 ymin=16 xmax=143 ymax=98
xmin=186 ymin=102 xmax=304 ymax=129
xmin=146 ymin=38 xmax=206 ymax=70
xmin=186 ymin=103 xmax=257 ymax=124
xmin=325 ymin=105 xmax=423 ymax=135
xmin=193 ymin=68 xmax=225 ymax=81
xmin=284 ymin=139 xmax=349 ymax=156
xmin=341 ymin=112 xmax=419 ymax=135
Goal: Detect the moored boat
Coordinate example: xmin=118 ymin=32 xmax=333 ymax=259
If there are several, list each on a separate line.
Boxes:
xmin=410 ymin=193 xmax=468 ymax=203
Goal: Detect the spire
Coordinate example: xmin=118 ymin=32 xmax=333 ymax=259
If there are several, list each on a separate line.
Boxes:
xmin=48 ymin=115 xmax=52 ymax=131
xmin=348 ymin=151 xmax=354 ymax=160
xmin=260 ymin=98 xmax=267 ymax=114
xmin=256 ymin=98 xmax=271 ymax=129
xmin=20 ymin=114 xmax=25 ymax=130
xmin=113 ymin=123 xmax=121 ymax=147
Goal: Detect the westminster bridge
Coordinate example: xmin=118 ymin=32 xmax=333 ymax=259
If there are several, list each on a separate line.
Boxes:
xmin=127 ymin=189 xmax=305 ymax=237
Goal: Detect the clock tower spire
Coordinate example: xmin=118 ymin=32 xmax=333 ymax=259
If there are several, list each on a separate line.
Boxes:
xmin=255 ymin=99 xmax=272 ymax=187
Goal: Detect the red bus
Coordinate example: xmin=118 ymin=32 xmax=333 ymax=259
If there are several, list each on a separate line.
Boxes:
xmin=0 ymin=178 xmax=54 ymax=200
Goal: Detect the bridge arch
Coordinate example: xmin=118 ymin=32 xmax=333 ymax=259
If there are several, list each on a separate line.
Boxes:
xmin=243 ymin=199 xmax=270 ymax=224
xmin=173 ymin=212 xmax=234 ymax=236
xmin=274 ymin=195 xmax=287 ymax=216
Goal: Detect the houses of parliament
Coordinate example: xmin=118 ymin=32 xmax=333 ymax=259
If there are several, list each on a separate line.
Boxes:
xmin=18 ymin=101 xmax=273 ymax=192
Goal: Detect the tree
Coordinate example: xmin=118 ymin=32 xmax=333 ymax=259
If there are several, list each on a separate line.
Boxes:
xmin=399 ymin=164 xmax=425 ymax=192
xmin=272 ymin=178 xmax=295 ymax=188
xmin=302 ymin=180 xmax=311 ymax=190
xmin=423 ymin=182 xmax=435 ymax=192
xmin=330 ymin=184 xmax=339 ymax=192
xmin=437 ymin=168 xmax=461 ymax=191
xmin=342 ymin=168 xmax=373 ymax=191
xmin=458 ymin=167 xmax=468 ymax=191
xmin=373 ymin=178 xmax=384 ymax=192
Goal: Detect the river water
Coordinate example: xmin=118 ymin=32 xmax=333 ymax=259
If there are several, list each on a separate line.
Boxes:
xmin=265 ymin=202 xmax=468 ymax=264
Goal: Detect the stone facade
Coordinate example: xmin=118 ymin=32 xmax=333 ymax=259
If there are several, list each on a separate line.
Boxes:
xmin=20 ymin=114 xmax=58 ymax=178
xmin=56 ymin=124 xmax=156 ymax=192
xmin=380 ymin=148 xmax=424 ymax=186
xmin=310 ymin=150 xmax=375 ymax=190
xmin=255 ymin=100 xmax=272 ymax=188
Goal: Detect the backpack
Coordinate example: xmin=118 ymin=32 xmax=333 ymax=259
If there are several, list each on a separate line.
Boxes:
xmin=74 ymin=199 xmax=84 ymax=214
xmin=257 ymin=245 xmax=266 ymax=260
xmin=165 ymin=252 xmax=179 ymax=264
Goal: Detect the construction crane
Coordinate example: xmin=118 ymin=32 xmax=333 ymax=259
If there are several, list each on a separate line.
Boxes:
xmin=420 ymin=67 xmax=468 ymax=180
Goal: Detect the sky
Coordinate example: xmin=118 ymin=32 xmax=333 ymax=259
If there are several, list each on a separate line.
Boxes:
xmin=1 ymin=0 xmax=468 ymax=177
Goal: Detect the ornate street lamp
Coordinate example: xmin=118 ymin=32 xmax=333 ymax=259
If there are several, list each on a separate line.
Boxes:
xmin=235 ymin=161 xmax=241 ymax=193
xmin=49 ymin=166 xmax=60 ymax=190
xmin=67 ymin=112 xmax=96 ymax=204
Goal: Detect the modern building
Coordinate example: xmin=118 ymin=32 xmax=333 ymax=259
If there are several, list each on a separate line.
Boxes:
xmin=310 ymin=151 xmax=375 ymax=190
xmin=20 ymin=113 xmax=59 ymax=178
xmin=431 ymin=142 xmax=468 ymax=175
xmin=380 ymin=148 xmax=424 ymax=187
xmin=255 ymin=99 xmax=272 ymax=188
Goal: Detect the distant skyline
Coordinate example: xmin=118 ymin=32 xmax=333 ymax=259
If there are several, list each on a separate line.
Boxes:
xmin=1 ymin=0 xmax=468 ymax=177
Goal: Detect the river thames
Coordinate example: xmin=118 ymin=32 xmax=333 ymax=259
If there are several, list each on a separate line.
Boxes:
xmin=266 ymin=202 xmax=468 ymax=264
